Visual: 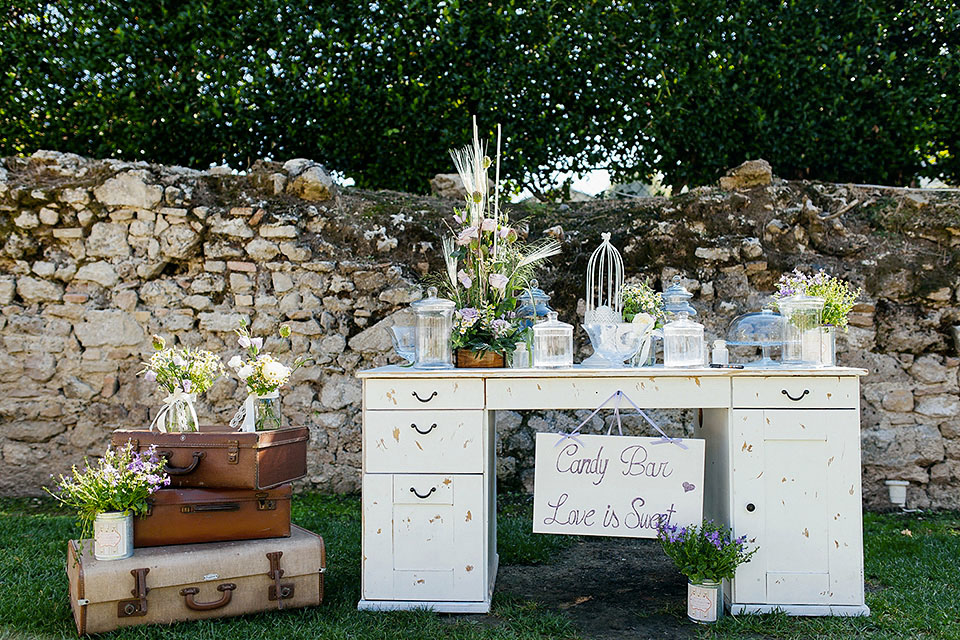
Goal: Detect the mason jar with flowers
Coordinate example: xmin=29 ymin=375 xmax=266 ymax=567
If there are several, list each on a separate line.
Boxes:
xmin=658 ymin=520 xmax=758 ymax=624
xmin=46 ymin=442 xmax=170 ymax=560
xmin=138 ymin=335 xmax=224 ymax=432
xmin=621 ymin=280 xmax=666 ymax=366
xmin=774 ymin=269 xmax=860 ymax=366
xmin=431 ymin=120 xmax=561 ymax=367
xmin=228 ymin=321 xmax=310 ymax=431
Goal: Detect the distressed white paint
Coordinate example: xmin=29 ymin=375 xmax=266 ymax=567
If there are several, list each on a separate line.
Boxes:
xmin=532 ymin=433 xmax=704 ymax=538
xmin=357 ymin=366 xmax=869 ymax=616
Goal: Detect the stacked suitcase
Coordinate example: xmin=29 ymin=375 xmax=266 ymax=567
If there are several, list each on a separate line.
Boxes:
xmin=66 ymin=426 xmax=324 ymax=635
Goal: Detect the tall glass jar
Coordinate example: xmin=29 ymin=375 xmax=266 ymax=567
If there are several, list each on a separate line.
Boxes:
xmin=779 ymin=295 xmax=824 ymax=366
xmin=411 ymin=287 xmax=455 ymax=369
xmin=533 ymin=312 xmax=573 ymax=368
xmin=663 ymin=312 xmax=704 ymax=368
xmin=255 ymin=392 xmax=282 ymax=431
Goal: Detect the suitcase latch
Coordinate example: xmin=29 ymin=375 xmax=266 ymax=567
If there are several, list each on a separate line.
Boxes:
xmin=227 ymin=440 xmax=240 ymax=464
xmin=266 ymin=551 xmax=292 ymax=609
xmin=256 ymin=492 xmax=277 ymax=511
xmin=117 ymin=568 xmax=150 ymax=618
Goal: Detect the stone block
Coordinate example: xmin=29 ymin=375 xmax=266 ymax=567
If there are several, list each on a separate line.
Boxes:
xmin=208 ymin=215 xmax=254 ymax=238
xmin=279 ymin=242 xmax=311 ymax=261
xmin=52 ymin=228 xmax=84 ymax=239
xmin=93 ymin=172 xmax=163 ymax=209
xmin=0 ymin=277 xmax=15 ymax=304
xmin=74 ymin=310 xmax=145 ymax=347
xmin=159 ymin=224 xmax=201 ymax=259
xmin=881 ymin=389 xmax=914 ymax=413
xmin=198 ymin=311 xmax=249 ymax=332
xmin=245 ymin=238 xmax=280 ymax=261
xmin=74 ymin=261 xmax=119 ymax=288
xmin=320 ymin=374 xmax=361 ymax=409
xmin=272 ymin=272 xmax=294 ymax=293
xmin=38 ymin=207 xmax=59 ymax=225
xmin=14 ymin=211 xmax=39 ymax=229
xmin=183 ymin=295 xmax=213 ymax=311
xmin=16 ymin=276 xmax=63 ymax=303
xmin=86 ymin=222 xmax=130 ymax=258
xmin=719 ymin=159 xmax=772 ymax=190
xmin=286 ymin=166 xmax=335 ymax=201
xmin=260 ymin=224 xmax=298 ymax=239
xmin=229 ymin=273 xmax=253 ymax=293
xmin=915 ymin=394 xmax=960 ymax=418
xmin=190 ymin=273 xmax=225 ymax=294
xmin=227 ymin=261 xmax=257 ymax=272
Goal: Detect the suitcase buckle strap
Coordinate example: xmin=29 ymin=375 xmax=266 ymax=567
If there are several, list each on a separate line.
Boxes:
xmin=266 ymin=551 xmax=292 ymax=610
xmin=227 ymin=440 xmax=240 ymax=464
xmin=117 ymin=568 xmax=150 ymax=618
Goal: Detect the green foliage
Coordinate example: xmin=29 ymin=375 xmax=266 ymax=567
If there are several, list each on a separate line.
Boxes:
xmin=2 ymin=2 xmax=958 ymax=191
xmin=774 ymin=268 xmax=862 ymax=329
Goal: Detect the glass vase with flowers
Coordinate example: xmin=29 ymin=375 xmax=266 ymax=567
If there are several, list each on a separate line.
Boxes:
xmin=138 ymin=335 xmax=224 ymax=432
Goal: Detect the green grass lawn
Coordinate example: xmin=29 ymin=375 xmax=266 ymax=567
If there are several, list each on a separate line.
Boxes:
xmin=0 ymin=494 xmax=957 ymax=639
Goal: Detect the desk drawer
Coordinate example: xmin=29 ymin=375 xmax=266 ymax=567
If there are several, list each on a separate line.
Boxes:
xmin=364 ymin=410 xmax=484 ymax=473
xmin=732 ymin=377 xmax=858 ymax=409
xmin=365 ymin=378 xmax=485 ymax=410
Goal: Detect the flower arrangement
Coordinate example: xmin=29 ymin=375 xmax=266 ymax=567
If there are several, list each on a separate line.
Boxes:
xmin=228 ymin=320 xmax=310 ymax=431
xmin=434 ymin=119 xmax=561 ymax=357
xmin=657 ymin=520 xmax=758 ymax=584
xmin=773 ymin=269 xmax=861 ymax=329
xmin=621 ymin=280 xmax=665 ymax=326
xmin=138 ymin=335 xmax=224 ymax=432
xmin=45 ymin=442 xmax=170 ymax=543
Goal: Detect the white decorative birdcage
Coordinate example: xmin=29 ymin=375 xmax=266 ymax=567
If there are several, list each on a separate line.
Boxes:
xmin=584 ymin=232 xmax=624 ymax=324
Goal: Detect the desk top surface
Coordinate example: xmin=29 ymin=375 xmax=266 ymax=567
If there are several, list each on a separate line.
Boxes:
xmin=357 ymin=365 xmax=868 ymax=379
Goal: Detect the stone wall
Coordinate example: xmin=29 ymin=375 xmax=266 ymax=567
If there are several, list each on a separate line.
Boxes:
xmin=1 ymin=151 xmax=958 ymax=510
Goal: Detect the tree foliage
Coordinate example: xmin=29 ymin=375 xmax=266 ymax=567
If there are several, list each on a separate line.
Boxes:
xmin=2 ymin=1 xmax=958 ymax=193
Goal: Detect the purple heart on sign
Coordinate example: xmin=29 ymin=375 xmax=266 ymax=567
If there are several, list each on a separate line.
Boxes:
xmin=683 ymin=482 xmax=695 ymax=493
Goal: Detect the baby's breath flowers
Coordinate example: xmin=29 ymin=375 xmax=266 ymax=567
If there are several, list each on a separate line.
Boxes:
xmin=229 ymin=320 xmax=312 ymax=431
xmin=621 ymin=281 xmax=665 ymax=326
xmin=138 ymin=336 xmax=224 ymax=396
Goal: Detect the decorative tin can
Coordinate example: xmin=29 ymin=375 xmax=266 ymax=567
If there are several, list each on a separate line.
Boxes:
xmin=687 ymin=580 xmax=723 ymax=624
xmin=93 ymin=511 xmax=134 ymax=561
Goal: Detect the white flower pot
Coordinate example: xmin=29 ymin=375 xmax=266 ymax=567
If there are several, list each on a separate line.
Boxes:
xmin=688 ymin=580 xmax=723 ymax=624
xmin=93 ymin=511 xmax=133 ymax=561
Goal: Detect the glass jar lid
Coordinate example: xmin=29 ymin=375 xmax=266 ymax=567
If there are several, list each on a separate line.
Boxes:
xmin=533 ymin=311 xmax=572 ymax=334
xmin=411 ymin=286 xmax=455 ymax=312
xmin=662 ymin=275 xmax=697 ymax=316
xmin=664 ymin=311 xmax=703 ymax=333
xmin=727 ymin=309 xmax=784 ymax=346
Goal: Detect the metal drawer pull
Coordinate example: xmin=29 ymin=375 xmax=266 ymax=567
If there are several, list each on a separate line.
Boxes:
xmin=746 ymin=503 xmax=756 ymax=512
xmin=412 ymin=390 xmax=438 ymax=403
xmin=410 ymin=422 xmax=438 ymax=435
xmin=180 ymin=583 xmax=236 ymax=611
xmin=410 ymin=486 xmax=437 ymax=499
xmin=781 ymin=389 xmax=810 ymax=402
xmin=161 ymin=451 xmax=205 ymax=475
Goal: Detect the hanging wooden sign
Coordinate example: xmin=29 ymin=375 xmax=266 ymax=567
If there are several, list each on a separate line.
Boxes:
xmin=532 ymin=432 xmax=705 ymax=538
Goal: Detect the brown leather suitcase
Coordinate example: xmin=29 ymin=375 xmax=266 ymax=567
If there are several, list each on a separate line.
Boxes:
xmin=111 ymin=425 xmax=308 ymax=490
xmin=67 ymin=525 xmax=325 ymax=635
xmin=134 ymin=485 xmax=292 ymax=547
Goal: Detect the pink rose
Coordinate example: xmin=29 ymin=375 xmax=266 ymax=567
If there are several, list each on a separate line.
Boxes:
xmin=457 ymin=269 xmax=473 ymax=289
xmin=456 ymin=226 xmax=479 ymax=246
xmin=481 ymin=218 xmax=497 ymax=232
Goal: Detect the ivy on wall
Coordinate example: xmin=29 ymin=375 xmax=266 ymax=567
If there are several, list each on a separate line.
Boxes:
xmin=2 ymin=1 xmax=957 ymax=193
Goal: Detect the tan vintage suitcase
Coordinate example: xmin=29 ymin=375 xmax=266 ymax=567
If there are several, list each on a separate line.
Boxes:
xmin=134 ymin=485 xmax=292 ymax=547
xmin=66 ymin=525 xmax=325 ymax=635
xmin=111 ymin=425 xmax=308 ymax=490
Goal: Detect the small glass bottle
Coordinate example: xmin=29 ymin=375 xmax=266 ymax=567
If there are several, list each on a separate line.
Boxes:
xmin=411 ymin=286 xmax=455 ymax=369
xmin=511 ymin=342 xmax=531 ymax=368
xmin=711 ymin=339 xmax=729 ymax=366
xmin=532 ymin=312 xmax=573 ymax=369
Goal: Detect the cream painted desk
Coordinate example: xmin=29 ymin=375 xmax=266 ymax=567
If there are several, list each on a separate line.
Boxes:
xmin=356 ymin=366 xmax=870 ymax=617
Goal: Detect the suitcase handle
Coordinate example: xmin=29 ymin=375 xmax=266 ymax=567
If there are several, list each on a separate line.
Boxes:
xmin=182 ymin=503 xmax=241 ymax=513
xmin=179 ymin=583 xmax=236 ymax=611
xmin=161 ymin=451 xmax=205 ymax=475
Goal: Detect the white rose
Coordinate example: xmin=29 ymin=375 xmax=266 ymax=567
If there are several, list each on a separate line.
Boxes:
xmin=632 ymin=312 xmax=654 ymax=325
xmin=228 ymin=355 xmax=243 ymax=369
xmin=237 ymin=365 xmax=254 ymax=379
xmin=262 ymin=360 xmax=290 ymax=385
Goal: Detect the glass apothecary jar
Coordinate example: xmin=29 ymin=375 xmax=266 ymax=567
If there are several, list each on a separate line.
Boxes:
xmin=662 ymin=275 xmax=697 ymax=317
xmin=779 ymin=295 xmax=824 ymax=366
xmin=533 ymin=312 xmax=573 ymax=369
xmin=411 ymin=286 xmax=454 ymax=369
xmin=516 ymin=279 xmax=554 ymax=329
xmin=663 ymin=312 xmax=704 ymax=368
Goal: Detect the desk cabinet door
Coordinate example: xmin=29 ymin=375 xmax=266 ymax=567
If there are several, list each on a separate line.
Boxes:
xmin=732 ymin=409 xmax=864 ymax=606
xmin=363 ymin=474 xmax=486 ymax=602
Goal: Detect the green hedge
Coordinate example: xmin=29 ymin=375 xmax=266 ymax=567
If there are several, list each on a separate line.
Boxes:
xmin=2 ymin=1 xmax=957 ymax=193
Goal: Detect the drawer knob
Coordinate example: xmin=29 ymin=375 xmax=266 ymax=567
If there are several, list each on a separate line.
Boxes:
xmin=781 ymin=388 xmax=810 ymax=402
xmin=411 ymin=422 xmax=438 ymax=435
xmin=410 ymin=486 xmax=437 ymax=499
xmin=746 ymin=503 xmax=756 ymax=512
xmin=412 ymin=390 xmax=438 ymax=403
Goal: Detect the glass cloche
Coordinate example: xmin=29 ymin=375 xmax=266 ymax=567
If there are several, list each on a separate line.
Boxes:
xmin=726 ymin=309 xmax=784 ymax=368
